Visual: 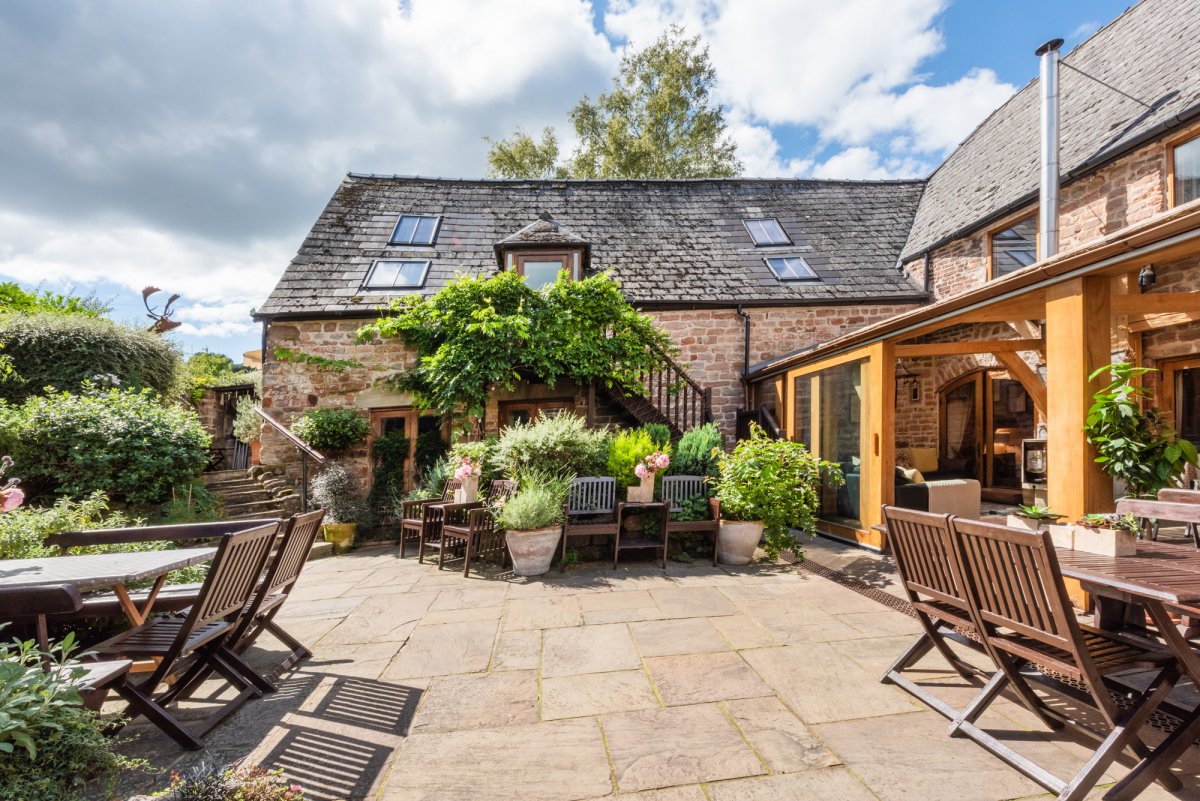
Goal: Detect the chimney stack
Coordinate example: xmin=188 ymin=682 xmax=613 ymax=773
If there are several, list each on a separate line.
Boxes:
xmin=1036 ymin=38 xmax=1064 ymax=261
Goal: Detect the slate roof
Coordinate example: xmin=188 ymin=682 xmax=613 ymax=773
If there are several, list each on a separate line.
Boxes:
xmin=495 ymin=213 xmax=590 ymax=247
xmin=258 ymin=176 xmax=926 ymax=318
xmin=901 ymin=0 xmax=1200 ymax=260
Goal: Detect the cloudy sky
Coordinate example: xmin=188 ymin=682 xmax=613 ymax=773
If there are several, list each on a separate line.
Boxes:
xmin=0 ymin=0 xmax=1129 ymax=360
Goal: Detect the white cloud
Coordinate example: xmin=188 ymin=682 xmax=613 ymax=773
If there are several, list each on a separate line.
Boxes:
xmin=809 ymin=146 xmax=928 ymax=180
xmin=726 ymin=114 xmax=813 ymax=177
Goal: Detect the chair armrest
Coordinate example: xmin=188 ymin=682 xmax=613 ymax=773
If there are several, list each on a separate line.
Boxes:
xmin=402 ymin=497 xmax=439 ymax=518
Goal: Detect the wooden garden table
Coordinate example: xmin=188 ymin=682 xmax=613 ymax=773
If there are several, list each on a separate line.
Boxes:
xmin=1055 ymin=542 xmax=1200 ymax=799
xmin=0 ymin=547 xmax=216 ymax=626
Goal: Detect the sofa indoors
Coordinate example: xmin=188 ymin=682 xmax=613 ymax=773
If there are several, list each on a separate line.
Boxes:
xmin=892 ymin=447 xmax=981 ymax=520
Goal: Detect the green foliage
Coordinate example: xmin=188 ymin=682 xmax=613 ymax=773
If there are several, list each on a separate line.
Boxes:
xmin=1076 ymin=512 xmax=1139 ymax=533
xmin=1084 ymin=362 xmax=1199 ymax=498
xmin=495 ymin=470 xmax=572 ymax=532
xmin=233 ymin=395 xmax=262 ymax=444
xmin=414 ymin=422 xmax=448 ymax=478
xmin=450 ymin=438 xmax=500 ymax=484
xmin=671 ymin=423 xmax=723 ymax=478
xmin=273 ymin=346 xmax=364 ymax=372
xmin=356 ymin=271 xmax=673 ymax=429
xmin=0 ymin=492 xmax=134 ymax=560
xmin=492 ymin=413 xmax=611 ymax=479
xmin=671 ymin=494 xmax=712 ymax=522
xmin=607 ymin=428 xmax=660 ymax=490
xmin=367 ymin=429 xmax=410 ymax=524
xmin=291 ymin=408 xmax=370 ymax=454
xmin=0 ymin=632 xmax=141 ymax=800
xmin=0 ymin=312 xmax=181 ymax=404
xmin=640 ymin=423 xmax=672 ymax=450
xmin=713 ymin=425 xmax=841 ymax=559
xmin=0 ymin=386 xmax=210 ymax=505
xmin=0 ymin=281 xmax=110 ymax=317
xmin=486 ymin=27 xmax=741 ymax=179
xmin=410 ymin=454 xmax=453 ymax=501
xmin=156 ymin=481 xmax=221 ymax=528
xmin=309 ymin=462 xmax=367 ymax=526
xmin=163 ymin=761 xmax=305 ymax=801
xmin=1015 ymin=504 xmax=1064 ymax=521
xmin=185 ymin=351 xmax=257 ymax=405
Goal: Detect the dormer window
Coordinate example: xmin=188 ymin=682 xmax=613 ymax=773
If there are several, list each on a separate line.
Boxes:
xmin=390 ymin=215 xmax=441 ymax=246
xmin=363 ymin=259 xmax=430 ymax=290
xmin=744 ymin=218 xmax=790 ymax=246
xmin=765 ymin=256 xmax=818 ymax=281
xmin=504 ymin=250 xmax=581 ymax=290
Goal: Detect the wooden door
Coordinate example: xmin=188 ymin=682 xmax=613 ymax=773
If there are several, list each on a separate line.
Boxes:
xmin=939 ymin=373 xmax=983 ymax=481
xmin=368 ymin=408 xmax=418 ymax=491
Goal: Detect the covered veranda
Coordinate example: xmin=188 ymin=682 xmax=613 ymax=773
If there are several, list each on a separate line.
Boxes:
xmin=745 ymin=201 xmax=1200 ymax=551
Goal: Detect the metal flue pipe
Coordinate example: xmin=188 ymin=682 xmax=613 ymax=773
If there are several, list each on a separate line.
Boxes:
xmin=1036 ymin=38 xmax=1064 ymax=261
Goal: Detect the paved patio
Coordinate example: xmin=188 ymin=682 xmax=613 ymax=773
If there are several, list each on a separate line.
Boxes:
xmin=114 ymin=540 xmax=1200 ymax=801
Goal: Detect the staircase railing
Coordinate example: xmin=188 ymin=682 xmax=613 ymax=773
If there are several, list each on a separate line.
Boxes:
xmin=254 ymin=408 xmax=325 ymax=511
xmin=626 ymin=346 xmax=713 ymax=434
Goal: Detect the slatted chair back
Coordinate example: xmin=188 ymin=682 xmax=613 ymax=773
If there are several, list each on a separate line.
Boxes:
xmin=262 ymin=510 xmax=326 ymax=597
xmin=949 ymin=517 xmax=1087 ymax=665
xmin=183 ymin=522 xmax=279 ymax=633
xmin=486 ymin=479 xmax=518 ymax=506
xmin=661 ymin=476 xmax=705 ymax=513
xmin=882 ymin=506 xmax=970 ymax=613
xmin=567 ymin=477 xmax=617 ymax=516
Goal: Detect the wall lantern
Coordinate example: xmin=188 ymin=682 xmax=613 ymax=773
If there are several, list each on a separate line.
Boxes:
xmin=1138 ymin=263 xmax=1157 ymax=292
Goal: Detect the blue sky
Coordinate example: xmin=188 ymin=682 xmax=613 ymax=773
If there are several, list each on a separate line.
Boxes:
xmin=0 ymin=0 xmax=1136 ymax=361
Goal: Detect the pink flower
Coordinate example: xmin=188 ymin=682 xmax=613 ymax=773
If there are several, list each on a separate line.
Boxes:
xmin=1 ymin=487 xmax=23 ymax=512
xmin=634 ymin=463 xmax=650 ymax=480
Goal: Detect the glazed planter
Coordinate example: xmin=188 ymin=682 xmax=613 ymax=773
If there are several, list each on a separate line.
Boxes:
xmin=455 ymin=476 xmax=479 ymax=504
xmin=322 ymin=522 xmax=357 ymax=554
xmin=1047 ymin=523 xmax=1076 ymax=550
xmin=627 ymin=475 xmax=655 ymax=503
xmin=718 ymin=520 xmax=763 ymax=565
xmin=1072 ymin=524 xmax=1136 ymax=557
xmin=506 ymin=526 xmax=562 ymax=576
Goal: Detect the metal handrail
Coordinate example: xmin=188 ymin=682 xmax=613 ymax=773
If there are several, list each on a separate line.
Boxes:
xmin=254 ymin=408 xmax=325 ymax=511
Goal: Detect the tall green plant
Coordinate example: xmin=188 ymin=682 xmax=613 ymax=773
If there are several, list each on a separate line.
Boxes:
xmin=492 ymin=413 xmax=610 ymax=479
xmin=671 ymin=423 xmax=723 ymax=478
xmin=292 ymin=408 xmax=370 ymax=453
xmin=367 ymin=429 xmax=410 ymax=523
xmin=1084 ymin=362 xmax=1198 ymax=498
xmin=713 ymin=425 xmax=842 ymax=559
xmin=607 ymin=428 xmax=663 ymax=490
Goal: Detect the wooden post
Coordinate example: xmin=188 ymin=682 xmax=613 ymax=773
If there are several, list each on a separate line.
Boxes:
xmin=1045 ymin=276 xmax=1113 ymax=521
xmin=861 ymin=341 xmax=896 ymax=546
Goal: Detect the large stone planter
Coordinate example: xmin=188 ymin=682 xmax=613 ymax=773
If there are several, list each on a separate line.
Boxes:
xmin=323 ymin=522 xmax=356 ymax=554
xmin=506 ymin=526 xmax=562 ymax=576
xmin=1073 ymin=524 xmax=1136 ymax=557
xmin=718 ymin=520 xmax=763 ymax=565
xmin=1047 ymin=523 xmax=1075 ymax=550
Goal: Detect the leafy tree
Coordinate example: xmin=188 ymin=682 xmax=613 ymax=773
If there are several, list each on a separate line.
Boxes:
xmin=356 ymin=271 xmax=673 ymax=430
xmin=486 ymin=27 xmax=742 ymax=180
xmin=186 ymin=351 xmax=235 ymax=376
xmin=0 ymin=282 xmax=110 ymax=317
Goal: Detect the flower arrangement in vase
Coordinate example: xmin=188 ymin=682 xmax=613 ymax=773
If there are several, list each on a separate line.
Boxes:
xmin=453 ymin=456 xmax=482 ymax=502
xmin=629 ymin=451 xmax=670 ymax=503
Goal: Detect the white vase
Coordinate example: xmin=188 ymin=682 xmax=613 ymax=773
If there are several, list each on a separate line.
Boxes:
xmin=718 ymin=520 xmax=763 ymax=565
xmin=456 ymin=475 xmax=479 ymax=504
xmin=627 ymin=475 xmax=655 ymax=503
xmin=506 ymin=527 xmax=562 ymax=576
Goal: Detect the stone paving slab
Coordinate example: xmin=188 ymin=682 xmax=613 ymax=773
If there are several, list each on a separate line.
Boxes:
xmin=541 ymin=669 xmax=660 ymax=720
xmin=410 ymin=670 xmax=538 ymax=733
xmin=644 ymin=652 xmax=774 ymax=706
xmin=630 ymin=617 xmax=731 ymax=657
xmin=491 ymin=629 xmax=541 ymax=671
xmin=705 ymin=769 xmax=879 ymax=801
xmin=723 ymin=696 xmax=840 ymax=774
xmin=649 ymin=586 xmax=738 ymax=618
xmin=542 ymin=622 xmax=641 ymax=677
xmin=382 ymin=619 xmax=498 ymax=679
xmin=503 ymin=595 xmax=583 ymax=630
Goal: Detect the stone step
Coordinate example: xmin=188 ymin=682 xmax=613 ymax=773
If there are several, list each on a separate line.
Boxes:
xmin=202 ymin=469 xmax=249 ymax=484
xmin=223 ymin=498 xmax=290 ymax=516
xmin=309 ymin=540 xmax=333 ymax=560
xmin=218 ymin=489 xmax=276 ymax=504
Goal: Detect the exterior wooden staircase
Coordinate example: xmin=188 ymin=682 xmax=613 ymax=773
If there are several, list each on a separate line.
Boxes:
xmin=603 ymin=346 xmax=713 ymax=437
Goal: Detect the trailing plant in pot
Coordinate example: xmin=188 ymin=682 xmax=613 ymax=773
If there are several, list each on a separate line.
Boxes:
xmin=292 ymin=408 xmax=370 ymax=454
xmin=712 ymin=424 xmax=841 ymax=564
xmin=1083 ymin=362 xmax=1198 ymax=498
xmin=309 ymin=462 xmax=366 ymax=553
xmin=233 ymin=394 xmax=262 ymax=464
xmin=496 ymin=470 xmax=571 ymax=576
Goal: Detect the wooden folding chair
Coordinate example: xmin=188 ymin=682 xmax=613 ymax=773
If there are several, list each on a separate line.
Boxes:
xmin=461 ymin=507 xmax=510 ymax=577
xmin=948 ymin=517 xmax=1182 ymax=801
xmin=0 ymin=584 xmax=206 ymax=750
xmin=561 ymin=477 xmax=620 ymax=571
xmin=879 ymin=506 xmax=982 ymax=717
xmin=91 ymin=521 xmax=281 ymax=739
xmin=433 ymin=479 xmax=518 ymax=569
xmin=662 ymin=475 xmax=720 ymax=566
xmin=399 ymin=479 xmax=461 ymax=558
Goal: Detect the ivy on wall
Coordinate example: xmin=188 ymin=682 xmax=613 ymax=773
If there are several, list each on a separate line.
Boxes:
xmin=272 ymin=346 xmax=366 ymax=373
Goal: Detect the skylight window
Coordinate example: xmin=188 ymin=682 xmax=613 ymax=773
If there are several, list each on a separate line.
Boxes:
xmin=744 ymin=218 xmax=790 ymax=246
xmin=765 ymin=256 xmax=818 ymax=281
xmin=390 ymin=215 xmax=441 ymax=246
xmin=363 ymin=259 xmax=430 ymax=290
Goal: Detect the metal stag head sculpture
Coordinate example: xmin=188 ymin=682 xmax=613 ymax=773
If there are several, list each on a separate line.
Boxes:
xmin=142 ymin=286 xmax=182 ymax=334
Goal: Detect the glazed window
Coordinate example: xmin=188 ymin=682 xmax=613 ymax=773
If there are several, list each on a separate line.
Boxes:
xmin=744 ymin=218 xmax=790 ymax=246
xmin=1173 ymin=134 xmax=1200 ymax=206
xmin=765 ymin=256 xmax=818 ymax=281
xmin=389 ymin=215 xmax=441 ymax=246
xmin=989 ymin=214 xmax=1038 ymax=278
xmin=506 ymin=251 xmax=581 ymax=289
xmin=363 ymin=259 xmax=430 ymax=290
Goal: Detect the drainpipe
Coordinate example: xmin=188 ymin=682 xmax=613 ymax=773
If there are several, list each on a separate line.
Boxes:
xmin=736 ymin=304 xmax=751 ymax=408
xmin=1036 ymin=38 xmax=1063 ymax=260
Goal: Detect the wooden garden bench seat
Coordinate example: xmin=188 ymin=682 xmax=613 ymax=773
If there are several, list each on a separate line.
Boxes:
xmin=561 ymin=478 xmax=619 ymax=571
xmin=661 ymin=475 xmax=720 ymax=566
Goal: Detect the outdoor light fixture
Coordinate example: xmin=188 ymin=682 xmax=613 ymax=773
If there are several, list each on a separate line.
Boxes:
xmin=1138 ymin=263 xmax=1157 ymax=291
xmin=896 ymin=361 xmax=921 ymax=402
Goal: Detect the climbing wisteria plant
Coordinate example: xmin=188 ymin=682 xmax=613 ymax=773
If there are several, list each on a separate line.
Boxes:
xmin=356 ymin=271 xmax=673 ymax=429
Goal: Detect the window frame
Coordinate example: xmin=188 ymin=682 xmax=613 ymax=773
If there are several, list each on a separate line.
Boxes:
xmin=389 ymin=214 xmax=442 ymax=247
xmin=743 ymin=218 xmax=792 ymax=247
xmin=1167 ymin=124 xmax=1200 ymax=209
xmin=505 ymin=250 xmax=581 ymax=287
xmin=764 ymin=255 xmax=819 ymax=282
xmin=986 ymin=209 xmax=1039 ymax=281
xmin=361 ymin=259 xmax=432 ymax=291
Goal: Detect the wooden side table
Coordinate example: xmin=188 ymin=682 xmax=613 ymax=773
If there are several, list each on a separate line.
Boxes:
xmin=614 ymin=501 xmax=669 ymax=569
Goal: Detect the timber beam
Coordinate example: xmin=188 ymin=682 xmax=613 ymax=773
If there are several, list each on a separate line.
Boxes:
xmin=894 ymin=338 xmax=1044 ymax=357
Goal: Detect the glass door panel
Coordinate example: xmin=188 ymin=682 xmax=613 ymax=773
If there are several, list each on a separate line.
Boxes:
xmin=819 ymin=362 xmax=864 ymax=526
xmin=940 ymin=376 xmax=979 ymax=480
xmin=988 ymin=376 xmax=1035 ymax=490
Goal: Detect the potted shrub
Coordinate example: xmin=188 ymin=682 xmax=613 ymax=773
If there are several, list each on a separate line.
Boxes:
xmin=497 ymin=472 xmax=570 ymax=576
xmin=233 ymin=395 xmax=262 ymax=465
xmin=1072 ymin=513 xmax=1139 ymax=557
xmin=292 ymin=408 xmax=370 ymax=454
xmin=1007 ymin=504 xmax=1065 ymax=533
xmin=712 ymin=425 xmax=841 ymax=565
xmin=309 ymin=462 xmax=366 ymax=553
xmin=628 ymin=450 xmax=670 ymax=503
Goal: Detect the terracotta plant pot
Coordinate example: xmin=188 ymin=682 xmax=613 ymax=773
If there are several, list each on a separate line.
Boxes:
xmin=1072 ymin=524 xmax=1136 ymax=557
xmin=718 ymin=520 xmax=763 ymax=565
xmin=506 ymin=526 xmax=562 ymax=576
xmin=322 ymin=522 xmax=356 ymax=554
xmin=249 ymin=439 xmax=261 ymax=466
xmin=627 ymin=475 xmax=655 ymax=503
